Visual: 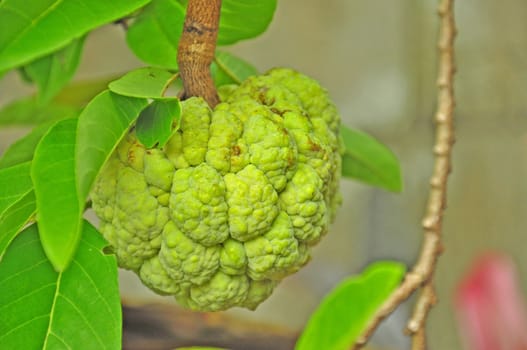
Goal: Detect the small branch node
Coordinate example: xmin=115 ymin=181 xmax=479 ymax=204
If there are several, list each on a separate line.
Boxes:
xmin=421 ymin=217 xmax=439 ymax=231
xmin=406 ymin=319 xmax=420 ymax=334
xmin=435 ymin=111 xmax=449 ymax=123
xmin=437 ymin=77 xmax=449 ymax=87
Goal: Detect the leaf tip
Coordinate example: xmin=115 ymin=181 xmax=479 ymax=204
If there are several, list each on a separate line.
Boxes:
xmin=39 ymin=220 xmax=84 ymax=272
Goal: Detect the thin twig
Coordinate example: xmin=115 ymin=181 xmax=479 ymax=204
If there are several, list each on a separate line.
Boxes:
xmin=412 ymin=327 xmax=427 ymax=350
xmin=177 ymin=0 xmax=221 ymax=107
xmin=406 ymin=283 xmax=437 ymax=335
xmin=407 ymin=1 xmax=456 ymax=346
xmin=353 ymin=0 xmax=456 ymax=348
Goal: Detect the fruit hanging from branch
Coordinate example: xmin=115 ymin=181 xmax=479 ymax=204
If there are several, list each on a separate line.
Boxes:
xmin=91 ymin=68 xmax=343 ymax=311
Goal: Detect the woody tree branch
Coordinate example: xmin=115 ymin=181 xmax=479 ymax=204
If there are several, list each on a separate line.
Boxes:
xmin=353 ymin=0 xmax=457 ymax=348
xmin=407 ymin=2 xmax=456 ymax=347
xmin=177 ymin=0 xmax=221 ymax=107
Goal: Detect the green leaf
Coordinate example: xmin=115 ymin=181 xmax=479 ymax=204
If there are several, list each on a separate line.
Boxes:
xmin=76 ymin=91 xmax=148 ymax=201
xmin=217 ymin=0 xmax=277 ymax=45
xmin=0 ymin=162 xmax=32 ymax=218
xmin=0 ymin=97 xmax=77 ymax=126
xmin=126 ymin=0 xmax=185 ymax=69
xmin=340 ymin=126 xmax=402 ymax=192
xmin=0 ymin=191 xmax=36 ymax=260
xmin=295 ymin=262 xmax=406 ymax=350
xmin=22 ymin=37 xmax=86 ymax=104
xmin=211 ymin=51 xmax=258 ymax=86
xmin=0 ymin=76 xmax=119 ymax=128
xmin=53 ymin=75 xmax=122 ymax=107
xmin=0 ymin=222 xmax=121 ymax=349
xmin=126 ymin=0 xmax=275 ymax=68
xmin=32 ymin=118 xmax=82 ymax=271
xmin=0 ymin=122 xmax=55 ymax=169
xmin=108 ymin=67 xmax=177 ymax=98
xmin=0 ymin=162 xmax=35 ymax=259
xmin=136 ymin=98 xmax=181 ymax=148
xmin=0 ymin=0 xmax=151 ymax=71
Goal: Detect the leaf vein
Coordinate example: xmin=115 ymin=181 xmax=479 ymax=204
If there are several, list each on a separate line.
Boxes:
xmin=72 ymin=258 xmax=118 ymax=322
xmin=1 ymin=5 xmax=32 ymax=22
xmin=49 ymin=331 xmax=72 ymax=350
xmin=0 ymin=0 xmax=65 ymax=56
xmin=0 ymin=282 xmax=56 ymax=311
xmin=0 ymin=259 xmax=48 ymax=285
xmin=58 ymin=293 xmax=106 ymax=347
xmin=42 ymin=271 xmax=62 ymax=350
xmin=0 ymin=314 xmax=49 ymax=342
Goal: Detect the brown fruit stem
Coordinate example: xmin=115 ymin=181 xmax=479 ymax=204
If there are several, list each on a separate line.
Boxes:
xmin=177 ymin=0 xmax=221 ymax=108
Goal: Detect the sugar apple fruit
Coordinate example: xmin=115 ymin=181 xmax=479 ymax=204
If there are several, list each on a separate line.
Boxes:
xmin=91 ymin=68 xmax=343 ymax=311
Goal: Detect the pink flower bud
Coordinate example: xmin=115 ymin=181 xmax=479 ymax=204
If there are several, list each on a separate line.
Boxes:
xmin=455 ymin=253 xmax=527 ymax=350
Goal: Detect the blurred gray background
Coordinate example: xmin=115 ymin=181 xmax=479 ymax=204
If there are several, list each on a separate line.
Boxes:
xmin=2 ymin=0 xmax=527 ymax=349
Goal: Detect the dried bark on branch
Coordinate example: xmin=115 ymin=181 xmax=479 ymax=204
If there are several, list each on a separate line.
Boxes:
xmin=353 ymin=0 xmax=457 ymax=348
xmin=122 ymin=302 xmax=297 ymax=350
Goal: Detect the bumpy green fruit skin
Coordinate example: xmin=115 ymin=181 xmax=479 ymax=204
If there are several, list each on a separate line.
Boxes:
xmin=91 ymin=68 xmax=343 ymax=311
